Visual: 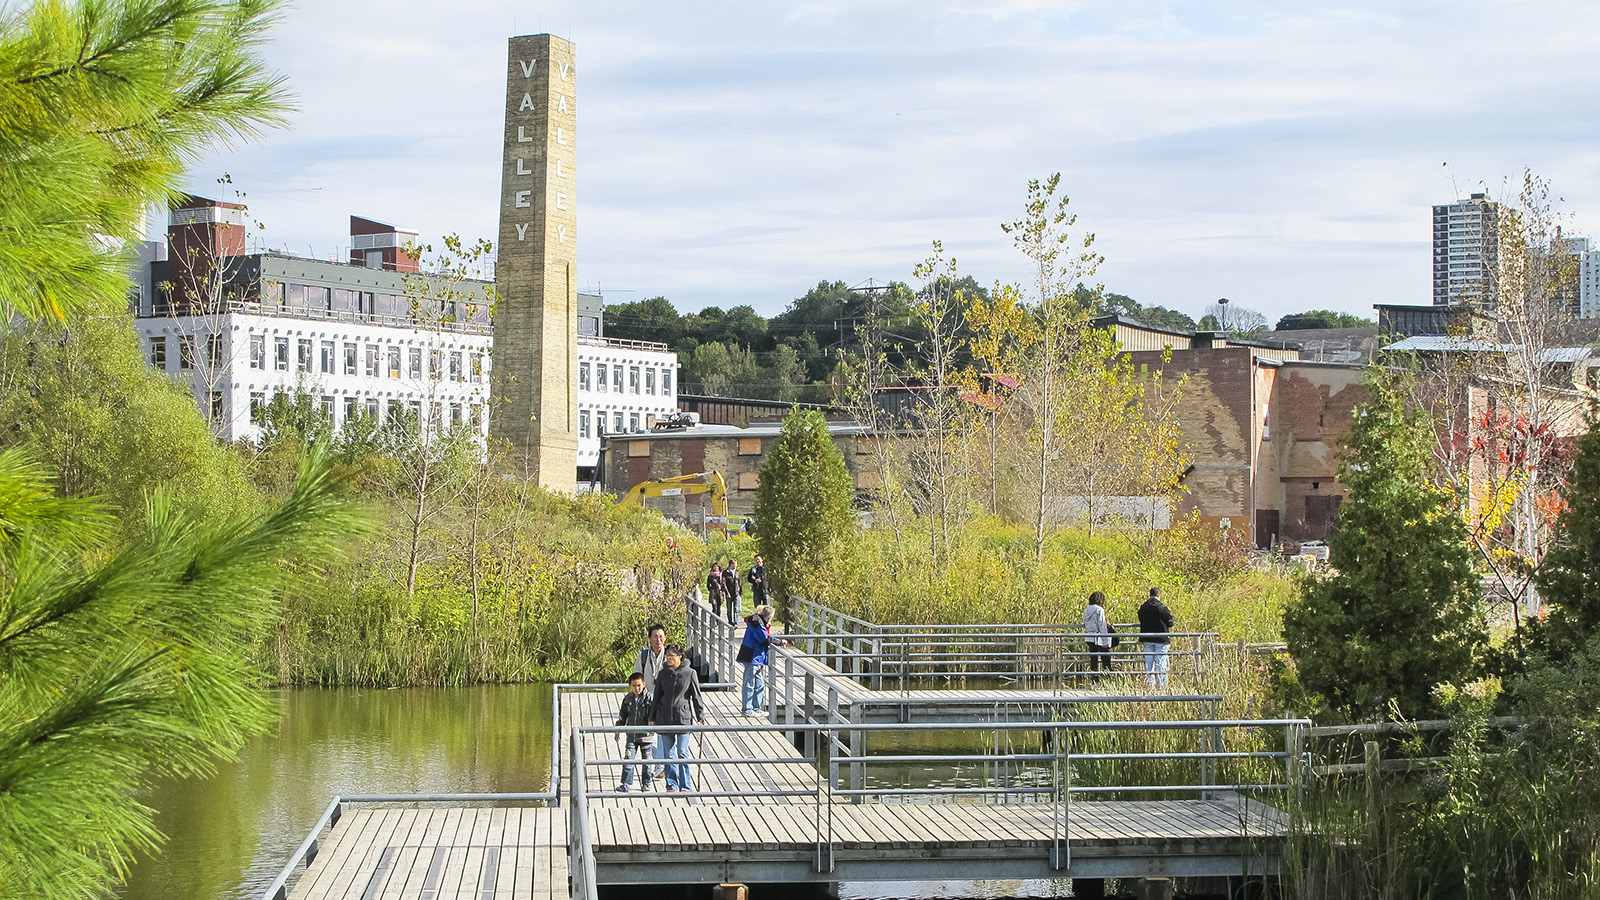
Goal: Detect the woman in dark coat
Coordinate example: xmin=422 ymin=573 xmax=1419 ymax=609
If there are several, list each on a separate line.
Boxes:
xmin=648 ymin=644 xmax=706 ymax=792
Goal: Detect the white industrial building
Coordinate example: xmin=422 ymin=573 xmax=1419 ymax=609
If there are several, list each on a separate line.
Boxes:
xmin=136 ymin=195 xmax=678 ymax=471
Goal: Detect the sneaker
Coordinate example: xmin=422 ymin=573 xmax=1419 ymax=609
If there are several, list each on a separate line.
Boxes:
xmin=640 ymin=779 xmax=654 ymax=791
xmin=616 ymin=784 xmax=630 ymax=793
xmin=665 ymin=787 xmax=678 ymax=793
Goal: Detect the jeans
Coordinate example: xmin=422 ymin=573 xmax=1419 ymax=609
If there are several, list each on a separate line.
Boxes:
xmin=619 ymin=740 xmax=652 ymax=787
xmin=658 ymin=731 xmax=694 ymax=791
xmin=1142 ymin=641 xmax=1170 ymax=689
xmin=741 ymin=663 xmax=766 ymax=714
xmin=726 ymin=593 xmax=740 ymax=625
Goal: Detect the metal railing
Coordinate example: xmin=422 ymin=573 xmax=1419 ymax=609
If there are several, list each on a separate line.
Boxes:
xmin=789 ymin=596 xmax=1219 ymax=691
xmin=568 ymin=716 xmax=1309 ymax=887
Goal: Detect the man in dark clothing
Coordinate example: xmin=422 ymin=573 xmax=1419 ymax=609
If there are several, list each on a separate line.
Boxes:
xmin=1137 ymin=587 xmax=1176 ymax=690
xmin=648 ymin=645 xmax=706 ymax=792
xmin=613 ymin=672 xmax=654 ymax=791
xmin=747 ymin=555 xmax=769 ymax=606
xmin=707 ymin=564 xmax=725 ymax=618
xmin=722 ymin=559 xmax=742 ymax=625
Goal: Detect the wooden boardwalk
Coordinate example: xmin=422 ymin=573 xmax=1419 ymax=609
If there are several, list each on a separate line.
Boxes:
xmin=286 ymin=806 xmax=568 ymax=900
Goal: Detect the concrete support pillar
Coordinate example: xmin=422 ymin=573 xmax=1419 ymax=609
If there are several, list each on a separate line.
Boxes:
xmin=1136 ymin=877 xmax=1174 ymax=900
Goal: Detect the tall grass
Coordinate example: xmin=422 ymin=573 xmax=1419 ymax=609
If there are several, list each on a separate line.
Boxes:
xmin=260 ymin=486 xmax=705 ymax=686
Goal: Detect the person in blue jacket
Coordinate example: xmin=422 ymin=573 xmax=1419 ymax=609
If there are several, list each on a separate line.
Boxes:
xmin=737 ymin=605 xmax=786 ymax=716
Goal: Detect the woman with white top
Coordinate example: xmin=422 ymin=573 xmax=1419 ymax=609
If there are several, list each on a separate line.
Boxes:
xmin=1082 ymin=591 xmax=1113 ymax=686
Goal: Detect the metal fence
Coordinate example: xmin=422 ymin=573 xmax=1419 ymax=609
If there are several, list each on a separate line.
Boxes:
xmin=567 ymin=715 xmax=1309 ymax=900
xmin=788 ymin=596 xmax=1219 ymax=691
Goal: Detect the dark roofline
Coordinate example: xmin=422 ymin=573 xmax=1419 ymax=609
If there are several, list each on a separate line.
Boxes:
xmin=1091 ymin=313 xmax=1196 ymax=339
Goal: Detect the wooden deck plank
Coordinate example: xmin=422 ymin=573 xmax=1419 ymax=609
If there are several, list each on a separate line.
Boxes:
xmin=295 ymin=806 xmax=383 ymax=900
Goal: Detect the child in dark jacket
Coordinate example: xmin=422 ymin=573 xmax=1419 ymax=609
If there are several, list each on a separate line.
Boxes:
xmin=614 ymin=672 xmax=655 ymax=791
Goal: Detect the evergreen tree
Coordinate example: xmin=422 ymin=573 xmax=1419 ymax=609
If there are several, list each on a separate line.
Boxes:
xmin=1528 ymin=403 xmax=1600 ymax=664
xmin=755 ymin=408 xmax=856 ymax=609
xmin=0 ymin=0 xmax=292 ymax=323
xmin=0 ymin=2 xmax=301 ymax=896
xmin=1281 ymin=369 xmax=1487 ymax=721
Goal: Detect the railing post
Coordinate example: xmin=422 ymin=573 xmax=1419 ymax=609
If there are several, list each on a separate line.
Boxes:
xmin=569 ymin=730 xmax=598 ymax=900
xmin=849 ymin=705 xmax=864 ymax=803
xmin=827 ymin=687 xmax=841 ymax=792
xmin=803 ymin=671 xmax=816 ymax=757
xmin=1051 ymin=724 xmax=1071 ymax=870
xmin=814 ymin=726 xmax=834 ymax=873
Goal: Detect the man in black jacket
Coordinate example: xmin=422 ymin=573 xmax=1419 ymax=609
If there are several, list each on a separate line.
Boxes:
xmin=722 ymin=559 xmax=742 ymax=625
xmin=1138 ymin=587 xmax=1176 ymax=690
xmin=747 ymin=555 xmax=769 ymax=605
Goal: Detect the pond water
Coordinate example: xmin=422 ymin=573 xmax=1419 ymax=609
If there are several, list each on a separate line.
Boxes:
xmin=117 ymin=685 xmax=554 ymax=900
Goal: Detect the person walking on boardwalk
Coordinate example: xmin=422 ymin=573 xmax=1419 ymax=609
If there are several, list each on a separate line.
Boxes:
xmin=1082 ymin=591 xmax=1114 ymax=687
xmin=1138 ymin=587 xmax=1176 ymax=690
xmin=737 ymin=605 xmax=787 ymax=716
xmin=747 ymin=555 xmax=769 ymax=606
xmin=722 ymin=559 xmax=742 ymax=625
xmin=707 ymin=563 xmax=726 ymax=619
xmin=649 ymin=644 xmax=706 ymax=793
xmin=614 ymin=672 xmax=655 ymax=792
xmin=635 ymin=623 xmax=669 ymax=783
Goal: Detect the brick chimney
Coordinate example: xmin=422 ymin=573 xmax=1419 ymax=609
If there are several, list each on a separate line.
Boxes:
xmin=350 ymin=216 xmax=420 ymax=273
xmin=166 ymin=194 xmax=248 ymax=314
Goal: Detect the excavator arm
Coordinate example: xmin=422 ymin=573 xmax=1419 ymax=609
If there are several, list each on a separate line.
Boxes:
xmin=619 ymin=471 xmax=728 ymax=529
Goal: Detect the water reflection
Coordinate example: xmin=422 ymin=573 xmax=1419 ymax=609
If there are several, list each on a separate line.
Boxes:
xmin=117 ymin=684 xmax=554 ymax=900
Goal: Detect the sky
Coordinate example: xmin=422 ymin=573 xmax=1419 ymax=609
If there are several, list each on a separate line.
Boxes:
xmin=184 ymin=1 xmax=1600 ymax=325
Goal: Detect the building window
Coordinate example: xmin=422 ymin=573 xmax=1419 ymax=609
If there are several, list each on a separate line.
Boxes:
xmin=387 ymin=346 xmax=401 ymax=378
xmin=178 ymin=335 xmax=195 ymax=370
xmin=613 ymin=365 xmax=623 ymax=391
xmin=408 ymin=399 xmax=422 ymax=423
xmin=646 ymin=369 xmax=656 ymax=395
xmin=205 ymin=333 xmax=223 ymax=368
xmin=596 ymin=363 xmax=607 ymax=392
xmin=450 ymin=403 xmax=463 ymax=426
xmin=470 ymin=353 xmax=483 ymax=383
xmin=629 ymin=366 xmax=640 ymax=394
xmin=579 ymin=362 xmax=591 ymax=391
xmin=150 ymin=336 xmax=167 ymax=369
xmin=321 ymin=395 xmax=334 ymax=424
xmin=579 ymin=409 xmax=591 ymax=438
xmin=409 ymin=347 xmax=422 ymax=378
xmin=365 ymin=344 xmax=379 ymax=377
xmin=471 ymin=404 xmax=483 ymax=429
xmin=297 ymin=338 xmax=312 ymax=372
xmin=449 ymin=352 xmax=463 ymax=382
xmin=366 ymin=398 xmax=381 ymax=421
xmin=249 ymin=392 xmax=265 ymax=421
xmin=344 ymin=342 xmax=357 ymax=376
xmin=209 ymin=391 xmax=224 ymax=423
xmin=628 ymin=440 xmax=650 ymax=457
xmin=613 ymin=411 xmax=623 ymax=433
xmin=275 ymin=336 xmax=289 ymax=371
xmin=320 ymin=341 xmax=335 ymax=374
xmin=249 ymin=334 xmax=264 ymax=369
xmin=430 ymin=350 xmax=442 ymax=380
xmin=738 ymin=471 xmax=759 ymax=491
xmin=738 ymin=438 xmax=762 ymax=456
xmin=343 ymin=396 xmax=358 ymax=422
xmin=662 ymin=370 xmax=672 ymax=395
xmin=430 ymin=402 xmax=443 ymax=432
xmin=629 ymin=412 xmax=640 ymax=432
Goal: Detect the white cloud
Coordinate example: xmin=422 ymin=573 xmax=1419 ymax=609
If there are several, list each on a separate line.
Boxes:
xmin=188 ymin=1 xmax=1600 ymax=322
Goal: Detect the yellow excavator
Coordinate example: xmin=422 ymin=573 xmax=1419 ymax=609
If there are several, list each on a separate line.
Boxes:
xmin=619 ymin=471 xmax=729 ymax=530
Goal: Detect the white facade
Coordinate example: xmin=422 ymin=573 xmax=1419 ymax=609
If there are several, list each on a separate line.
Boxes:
xmin=575 ymin=335 xmax=679 ymax=468
xmin=135 ymin=312 xmax=492 ymax=443
xmin=1572 ymin=237 xmax=1600 ymax=319
xmin=1433 ymin=195 xmax=1505 ymax=308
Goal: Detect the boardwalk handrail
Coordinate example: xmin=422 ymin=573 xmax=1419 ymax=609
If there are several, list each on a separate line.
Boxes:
xmin=788 ymin=595 xmax=1219 ymax=691
xmin=567 ymin=716 xmax=1311 ymax=891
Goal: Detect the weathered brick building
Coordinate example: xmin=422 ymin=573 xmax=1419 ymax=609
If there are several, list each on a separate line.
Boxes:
xmin=602 ymin=420 xmax=878 ymax=526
